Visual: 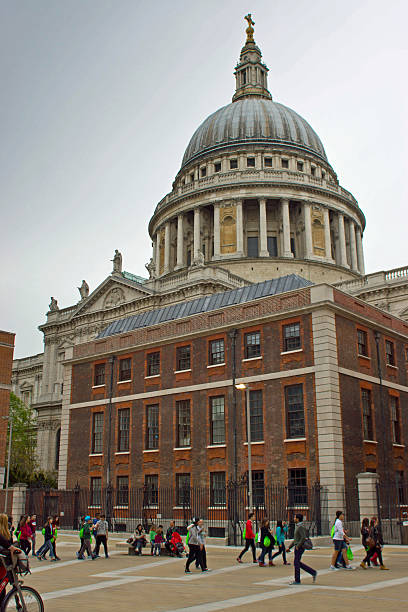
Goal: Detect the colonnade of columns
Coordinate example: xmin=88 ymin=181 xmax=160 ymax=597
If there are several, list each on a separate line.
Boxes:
xmin=152 ymin=199 xmax=365 ymax=277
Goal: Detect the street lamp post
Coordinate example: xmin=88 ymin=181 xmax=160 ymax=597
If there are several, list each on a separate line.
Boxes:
xmin=4 ymin=416 xmax=13 ymax=513
xmin=235 ymin=383 xmax=253 ymax=511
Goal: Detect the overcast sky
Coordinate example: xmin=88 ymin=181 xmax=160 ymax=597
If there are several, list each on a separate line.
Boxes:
xmin=2 ymin=0 xmax=407 ymax=359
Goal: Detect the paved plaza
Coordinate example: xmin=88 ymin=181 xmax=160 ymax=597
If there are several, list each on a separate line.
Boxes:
xmin=19 ymin=533 xmax=408 ymax=611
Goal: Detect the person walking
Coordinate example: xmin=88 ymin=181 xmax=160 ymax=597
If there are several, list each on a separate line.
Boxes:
xmin=196 ymin=519 xmax=209 ymax=570
xmin=360 ymin=517 xmax=378 ymax=567
xmin=272 ymin=520 xmax=290 ymax=565
xmin=258 ymin=518 xmax=275 ymax=567
xmin=36 ymin=517 xmax=56 ymax=561
xmin=51 ymin=516 xmax=61 ymax=561
xmin=330 ymin=511 xmax=353 ymax=570
xmin=360 ymin=517 xmax=389 ymax=570
xmin=185 ymin=517 xmax=205 ymax=573
xmin=93 ymin=514 xmax=109 ymax=558
xmin=18 ymin=515 xmax=32 ymax=556
xmin=237 ymin=512 xmax=257 ymax=564
xmin=28 ymin=514 xmax=37 ymax=556
xmin=287 ymin=513 xmax=317 ymax=585
xmin=78 ymin=516 xmax=95 ymax=560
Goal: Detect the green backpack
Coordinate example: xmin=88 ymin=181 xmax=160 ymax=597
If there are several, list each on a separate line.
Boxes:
xmin=330 ymin=524 xmax=335 ymax=538
xmin=186 ymin=531 xmax=190 ymax=545
xmin=79 ymin=527 xmax=84 ymax=538
xmin=263 ymin=536 xmax=271 ymax=548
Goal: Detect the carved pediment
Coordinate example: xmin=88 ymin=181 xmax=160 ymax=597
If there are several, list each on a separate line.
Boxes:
xmin=73 ymin=276 xmax=152 ymax=317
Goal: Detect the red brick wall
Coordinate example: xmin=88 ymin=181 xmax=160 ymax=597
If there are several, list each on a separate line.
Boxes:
xmin=0 ymin=331 xmax=15 ymax=467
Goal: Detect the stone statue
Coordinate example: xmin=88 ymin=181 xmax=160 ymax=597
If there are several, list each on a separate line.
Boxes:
xmin=192 ymin=250 xmax=205 ymax=267
xmin=49 ymin=297 xmax=59 ymax=311
xmin=111 ymin=249 xmax=122 ymax=274
xmin=145 ymin=258 xmax=156 ymax=279
xmin=244 ymin=13 xmax=255 ymax=43
xmin=104 ymin=287 xmax=125 ymax=308
xmin=78 ymin=279 xmax=89 ymax=300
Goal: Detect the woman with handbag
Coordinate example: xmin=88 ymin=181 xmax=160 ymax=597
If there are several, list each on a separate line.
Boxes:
xmin=360 ymin=517 xmax=389 ymax=570
xmin=258 ymin=518 xmax=275 ymax=567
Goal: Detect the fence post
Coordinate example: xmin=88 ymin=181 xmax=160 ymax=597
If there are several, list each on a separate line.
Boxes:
xmin=11 ymin=483 xmax=27 ymax=527
xmin=357 ymin=472 xmax=379 ymax=522
xmin=73 ymin=484 xmax=80 ymax=530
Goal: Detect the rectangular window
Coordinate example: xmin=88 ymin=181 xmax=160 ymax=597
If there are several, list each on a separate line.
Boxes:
xmin=297 ymin=161 xmax=304 ymax=172
xmin=311 ymin=166 xmax=316 ymax=176
xmin=118 ymin=408 xmax=130 ymax=452
xmin=247 ymin=236 xmax=258 ymax=257
xmin=244 ymin=331 xmax=261 ymax=359
xmin=209 ymin=339 xmax=225 ymax=365
xmin=362 ymin=388 xmax=374 ymax=440
xmin=357 ymin=329 xmax=368 ymax=357
xmin=264 ymin=157 xmax=272 ymax=167
xmin=252 ymin=470 xmax=265 ymax=507
xmin=176 ymin=345 xmax=191 ymax=371
xmin=247 ymin=157 xmax=255 ymax=167
xmin=117 ymin=476 xmax=129 ymax=506
xmin=214 ymin=162 xmax=221 ymax=172
xmin=210 ymin=472 xmax=226 ymax=506
xmin=94 ymin=363 xmax=105 ymax=386
xmin=176 ymin=399 xmax=191 ymax=447
xmin=90 ymin=477 xmax=102 ymax=506
xmin=190 ymin=173 xmax=194 ymax=182
xmin=210 ymin=396 xmax=225 ymax=445
xmin=147 ymin=351 xmax=160 ymax=377
xmin=144 ymin=474 xmax=158 ymax=506
xmin=396 ymin=471 xmax=406 ymax=505
xmin=146 ymin=404 xmax=159 ymax=450
xmin=390 ymin=396 xmax=401 ymax=444
xmin=230 ymin=159 xmax=238 ymax=169
xmin=290 ymin=237 xmax=296 ymax=257
xmin=281 ymin=158 xmax=289 ymax=169
xmin=248 ymin=389 xmax=264 ymax=442
xmin=267 ymin=236 xmax=277 ymax=256
xmin=176 ymin=473 xmax=190 ymax=506
xmin=286 ymin=384 xmax=305 ymax=439
xmin=118 ymin=358 xmax=131 ymax=381
xmin=385 ymin=340 xmax=395 ymax=366
xmin=200 ymin=167 xmax=206 ymax=178
xmin=288 ymin=468 xmax=308 ymax=506
xmin=92 ymin=412 xmax=104 ymax=453
xmin=283 ymin=322 xmax=301 ymax=351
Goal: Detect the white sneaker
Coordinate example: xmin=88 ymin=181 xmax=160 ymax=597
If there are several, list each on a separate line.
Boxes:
xmin=344 ymin=565 xmax=355 ymax=570
xmin=330 ymin=565 xmax=339 ymax=570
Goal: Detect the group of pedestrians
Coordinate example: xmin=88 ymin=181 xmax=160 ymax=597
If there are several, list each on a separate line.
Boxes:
xmin=76 ymin=514 xmax=109 ymax=560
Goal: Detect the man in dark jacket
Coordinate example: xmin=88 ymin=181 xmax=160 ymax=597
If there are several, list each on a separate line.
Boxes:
xmin=165 ymin=521 xmax=176 ymax=554
xmin=287 ymin=513 xmax=316 ymax=585
xmin=78 ymin=516 xmax=95 ymax=560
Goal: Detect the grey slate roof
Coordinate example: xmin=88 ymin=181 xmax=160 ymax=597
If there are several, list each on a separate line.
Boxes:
xmin=97 ymin=274 xmax=313 ymax=339
xmin=181 ymin=98 xmax=328 ymax=169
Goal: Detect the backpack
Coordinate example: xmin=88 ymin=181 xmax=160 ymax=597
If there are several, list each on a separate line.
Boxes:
xmin=303 ymin=528 xmax=313 ymax=550
xmin=263 ymin=536 xmax=271 ymax=548
xmin=79 ymin=527 xmax=84 ymax=539
xmin=185 ymin=531 xmax=189 ymax=545
xmin=330 ymin=524 xmax=335 ymax=538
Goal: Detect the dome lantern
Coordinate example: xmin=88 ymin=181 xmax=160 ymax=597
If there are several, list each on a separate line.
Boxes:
xmin=233 ymin=14 xmax=272 ymax=103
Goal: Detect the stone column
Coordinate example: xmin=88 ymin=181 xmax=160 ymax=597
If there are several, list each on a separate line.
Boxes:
xmin=357 ymin=472 xmax=379 ymax=522
xmin=236 ymin=200 xmax=244 ymax=255
xmin=304 ymin=202 xmax=313 ymax=259
xmin=281 ymin=198 xmax=293 ymax=258
xmin=356 ymin=227 xmax=365 ymax=275
xmin=338 ymin=213 xmax=349 ymax=268
xmin=259 ymin=199 xmax=269 ymax=257
xmin=213 ymin=203 xmax=220 ymax=258
xmin=349 ymin=221 xmax=358 ymax=272
xmin=164 ymin=221 xmax=171 ymax=273
xmin=12 ymin=484 xmax=27 ymax=527
xmin=155 ymin=232 xmax=161 ymax=276
xmin=323 ymin=207 xmax=333 ymax=261
xmin=175 ymin=214 xmax=184 ymax=270
xmin=58 ymin=345 xmax=73 ymax=489
xmin=193 ymin=207 xmax=201 ymax=260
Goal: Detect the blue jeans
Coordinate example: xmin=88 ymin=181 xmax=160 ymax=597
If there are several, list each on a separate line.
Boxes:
xmin=37 ymin=539 xmax=55 ymax=559
xmin=294 ymin=547 xmax=315 ymax=583
xmin=259 ymin=545 xmax=273 ymax=563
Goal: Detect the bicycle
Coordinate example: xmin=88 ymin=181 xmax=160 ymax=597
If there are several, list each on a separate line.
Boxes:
xmin=0 ymin=549 xmax=43 ymax=611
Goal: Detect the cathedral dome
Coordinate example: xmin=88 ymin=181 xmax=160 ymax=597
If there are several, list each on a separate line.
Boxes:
xmin=181 ymin=98 xmax=328 ymax=169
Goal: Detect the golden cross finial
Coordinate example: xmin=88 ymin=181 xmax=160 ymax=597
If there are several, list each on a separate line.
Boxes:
xmin=244 ymin=13 xmax=255 ymax=43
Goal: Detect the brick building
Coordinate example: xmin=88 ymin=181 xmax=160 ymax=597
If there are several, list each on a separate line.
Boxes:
xmin=58 ymin=278 xmax=408 ymax=522
xmin=0 ymin=331 xmax=15 ymax=486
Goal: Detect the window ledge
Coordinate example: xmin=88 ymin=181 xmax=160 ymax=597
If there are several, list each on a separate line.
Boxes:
xmin=363 ymin=439 xmax=378 ymax=444
xmin=115 ymin=451 xmax=130 ymax=455
xmin=386 ymin=364 xmax=398 ymax=370
xmin=92 ymin=385 xmax=105 ymax=389
xmin=174 ymin=369 xmax=192 ymax=374
xmin=284 ymin=438 xmax=306 ymax=442
xmin=242 ymin=356 xmax=262 ymax=363
xmin=89 ymin=453 xmax=103 ymax=457
xmin=145 ymin=374 xmax=160 ymax=379
xmin=117 ymin=379 xmax=132 ymax=384
xmin=358 ymin=354 xmax=370 ymax=360
xmin=281 ymin=349 xmax=302 ymax=355
xmin=207 ymin=363 xmax=225 ymax=369
xmin=207 ymin=444 xmax=226 ymax=449
xmin=143 ymin=449 xmax=159 ymax=453
xmin=173 ymin=506 xmax=191 ymax=510
xmin=173 ymin=447 xmax=191 ymax=451
xmin=393 ymin=443 xmax=405 ymax=448
xmin=113 ymin=506 xmax=129 ymax=510
xmin=208 ymin=506 xmax=226 ymax=510
xmin=243 ymin=441 xmax=264 ymax=445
